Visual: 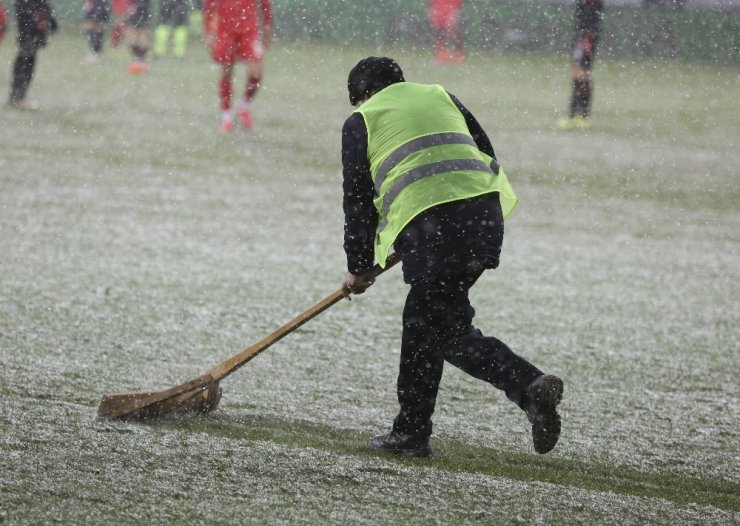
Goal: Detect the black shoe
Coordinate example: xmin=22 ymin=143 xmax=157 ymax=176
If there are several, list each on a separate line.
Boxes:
xmin=369 ymin=431 xmax=432 ymax=458
xmin=526 ymin=374 xmax=564 ymax=454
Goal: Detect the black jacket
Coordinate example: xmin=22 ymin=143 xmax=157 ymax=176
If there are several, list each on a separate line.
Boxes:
xmin=341 ymin=89 xmax=505 ymax=285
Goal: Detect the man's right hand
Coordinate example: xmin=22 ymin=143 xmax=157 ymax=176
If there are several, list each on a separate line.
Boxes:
xmin=341 ymin=271 xmax=375 ymax=297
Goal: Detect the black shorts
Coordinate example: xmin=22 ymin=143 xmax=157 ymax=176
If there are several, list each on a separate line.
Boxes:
xmin=83 ymin=0 xmax=111 ymax=23
xmin=125 ymin=0 xmax=150 ymax=27
xmin=159 ymin=0 xmax=190 ymax=26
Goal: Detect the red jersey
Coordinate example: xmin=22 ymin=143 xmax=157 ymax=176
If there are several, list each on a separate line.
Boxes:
xmin=111 ymin=0 xmax=131 ymax=16
xmin=429 ymin=0 xmax=463 ymax=29
xmin=203 ymin=0 xmax=271 ymax=36
xmin=429 ymin=0 xmax=462 ymax=13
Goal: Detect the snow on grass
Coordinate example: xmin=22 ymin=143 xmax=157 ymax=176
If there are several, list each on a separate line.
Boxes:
xmin=1 ymin=36 xmax=738 ymax=522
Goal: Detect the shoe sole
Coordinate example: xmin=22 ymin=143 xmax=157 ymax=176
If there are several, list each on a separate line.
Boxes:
xmin=369 ymin=439 xmax=432 ymax=458
xmin=531 ymin=375 xmax=563 ymax=454
xmin=371 ymin=446 xmax=432 ymax=458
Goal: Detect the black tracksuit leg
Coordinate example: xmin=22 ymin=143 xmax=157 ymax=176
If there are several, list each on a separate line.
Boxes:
xmin=10 ymin=52 xmax=36 ymax=103
xmin=393 ymin=269 xmax=543 ymax=438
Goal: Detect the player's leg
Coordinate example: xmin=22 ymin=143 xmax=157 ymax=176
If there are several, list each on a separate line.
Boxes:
xmin=219 ymin=62 xmax=235 ymax=131
xmin=94 ymin=0 xmax=111 ymax=57
xmin=126 ymin=26 xmax=150 ymax=72
xmin=172 ymin=24 xmax=187 ymax=57
xmin=170 ymin=0 xmax=189 ymax=57
xmin=572 ymin=69 xmax=592 ymax=120
xmin=213 ymin=31 xmax=236 ymax=131
xmin=570 ymin=34 xmax=596 ymax=125
xmin=429 ymin=2 xmax=451 ymax=64
xmin=559 ymin=35 xmax=593 ymax=129
xmin=235 ymin=34 xmax=265 ymax=129
xmin=153 ymin=0 xmax=172 ymax=56
xmin=236 ymin=60 xmax=261 ymax=129
xmin=449 ymin=20 xmax=465 ymax=64
xmin=9 ymin=47 xmax=37 ymax=107
xmin=83 ymin=20 xmax=98 ymax=59
xmin=110 ymin=0 xmax=128 ymax=48
xmin=8 ymin=26 xmax=40 ymax=107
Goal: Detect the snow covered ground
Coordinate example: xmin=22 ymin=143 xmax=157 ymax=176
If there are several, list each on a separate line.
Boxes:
xmin=1 ymin=35 xmax=737 ymax=524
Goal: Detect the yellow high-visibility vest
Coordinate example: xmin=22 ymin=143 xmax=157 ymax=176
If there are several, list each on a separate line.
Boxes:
xmin=355 ymin=82 xmax=517 ymax=267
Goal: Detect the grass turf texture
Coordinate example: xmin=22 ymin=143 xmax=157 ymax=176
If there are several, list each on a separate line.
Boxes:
xmin=1 ymin=33 xmax=738 ymax=524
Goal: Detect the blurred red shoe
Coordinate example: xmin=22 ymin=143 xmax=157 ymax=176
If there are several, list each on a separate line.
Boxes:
xmin=127 ymin=61 xmax=148 ymax=74
xmin=238 ymin=108 xmax=253 ymax=129
xmin=221 ymin=119 xmax=234 ymax=132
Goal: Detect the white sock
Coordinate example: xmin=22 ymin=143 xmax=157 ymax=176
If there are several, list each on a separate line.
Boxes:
xmin=221 ymin=110 xmax=232 ymax=123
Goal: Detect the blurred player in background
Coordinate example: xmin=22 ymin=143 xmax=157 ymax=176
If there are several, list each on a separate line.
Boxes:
xmin=428 ymin=0 xmax=464 ymax=65
xmin=557 ymin=0 xmax=603 ymax=130
xmin=153 ymin=0 xmax=191 ymax=58
xmin=7 ymin=0 xmax=58 ymax=108
xmin=124 ymin=0 xmax=150 ymax=73
xmin=82 ymin=0 xmax=111 ymax=62
xmin=203 ymin=0 xmax=271 ymax=132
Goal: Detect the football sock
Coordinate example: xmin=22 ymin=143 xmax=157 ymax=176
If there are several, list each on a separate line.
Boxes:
xmin=131 ymin=45 xmax=147 ymax=61
xmin=91 ymin=30 xmax=104 ymax=53
xmin=189 ymin=9 xmax=203 ymax=33
xmin=580 ymin=79 xmax=593 ymax=118
xmin=111 ymin=23 xmax=123 ymax=47
xmin=570 ymin=79 xmax=592 ymax=118
xmin=245 ymin=74 xmax=260 ymax=102
xmin=153 ymin=24 xmax=170 ymax=56
xmin=172 ymin=26 xmax=188 ymax=57
xmin=220 ymin=75 xmax=232 ymax=111
xmin=86 ymin=30 xmax=96 ymax=52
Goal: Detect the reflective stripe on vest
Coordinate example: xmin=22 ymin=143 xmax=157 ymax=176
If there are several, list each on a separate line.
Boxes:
xmin=373 ymin=132 xmax=478 ymax=195
xmin=376 ymin=157 xmax=492 ymax=233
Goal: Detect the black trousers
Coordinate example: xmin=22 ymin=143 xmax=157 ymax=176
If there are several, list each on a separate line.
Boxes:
xmin=392 ymin=267 xmax=543 ymax=438
xmin=9 ymin=51 xmax=37 ymax=103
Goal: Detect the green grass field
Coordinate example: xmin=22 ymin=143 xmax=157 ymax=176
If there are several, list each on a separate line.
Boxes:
xmin=1 ymin=32 xmax=738 ymax=524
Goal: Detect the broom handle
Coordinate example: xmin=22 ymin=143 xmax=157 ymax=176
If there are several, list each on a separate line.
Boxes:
xmin=206 ymin=252 xmax=402 ymax=382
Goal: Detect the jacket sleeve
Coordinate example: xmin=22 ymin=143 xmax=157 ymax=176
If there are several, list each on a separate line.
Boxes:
xmin=448 ymin=92 xmax=497 ymax=161
xmin=341 ymin=113 xmax=377 ymax=275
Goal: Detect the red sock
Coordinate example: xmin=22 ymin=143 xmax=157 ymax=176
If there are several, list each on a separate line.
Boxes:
xmin=245 ymin=75 xmax=260 ymax=102
xmin=111 ymin=23 xmax=123 ymax=48
xmin=219 ymin=75 xmax=232 ymax=111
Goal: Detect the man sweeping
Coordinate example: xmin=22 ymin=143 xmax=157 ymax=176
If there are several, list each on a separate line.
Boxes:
xmin=340 ymin=57 xmax=564 ymax=458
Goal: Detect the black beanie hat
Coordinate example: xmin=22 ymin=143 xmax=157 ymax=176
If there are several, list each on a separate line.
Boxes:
xmin=347 ymin=57 xmax=405 ymax=105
